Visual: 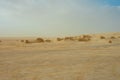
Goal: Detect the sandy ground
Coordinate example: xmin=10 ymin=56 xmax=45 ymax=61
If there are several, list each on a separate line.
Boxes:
xmin=0 ymin=32 xmax=120 ymax=80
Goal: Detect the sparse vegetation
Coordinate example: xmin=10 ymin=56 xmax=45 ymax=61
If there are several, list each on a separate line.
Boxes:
xmin=0 ymin=33 xmax=120 ymax=80
xmin=36 ymin=38 xmax=44 ymax=43
xmin=110 ymin=36 xmax=116 ymax=39
xmin=82 ymin=35 xmax=92 ymax=39
xmin=64 ymin=37 xmax=74 ymax=41
xmin=25 ymin=40 xmax=30 ymax=43
xmin=108 ymin=40 xmax=112 ymax=43
xmin=78 ymin=37 xmax=91 ymax=42
xmin=57 ymin=38 xmax=63 ymax=41
xmin=45 ymin=39 xmax=51 ymax=43
xmin=78 ymin=35 xmax=91 ymax=42
xmin=21 ymin=40 xmax=24 ymax=42
xmin=100 ymin=36 xmax=106 ymax=39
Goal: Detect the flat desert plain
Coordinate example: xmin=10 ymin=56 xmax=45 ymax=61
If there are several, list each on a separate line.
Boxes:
xmin=0 ymin=32 xmax=120 ymax=80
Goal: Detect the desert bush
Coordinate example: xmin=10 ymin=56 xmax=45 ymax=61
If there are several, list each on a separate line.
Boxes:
xmin=108 ymin=40 xmax=112 ymax=43
xmin=74 ymin=36 xmax=79 ymax=40
xmin=83 ymin=35 xmax=92 ymax=39
xmin=78 ymin=37 xmax=91 ymax=42
xmin=57 ymin=38 xmax=63 ymax=41
xmin=0 ymin=40 xmax=2 ymax=42
xmin=36 ymin=38 xmax=44 ymax=43
xmin=21 ymin=40 xmax=24 ymax=42
xmin=78 ymin=35 xmax=91 ymax=42
xmin=100 ymin=36 xmax=106 ymax=39
xmin=25 ymin=40 xmax=30 ymax=43
xmin=64 ymin=37 xmax=74 ymax=41
xmin=110 ymin=36 xmax=116 ymax=39
xmin=45 ymin=39 xmax=51 ymax=43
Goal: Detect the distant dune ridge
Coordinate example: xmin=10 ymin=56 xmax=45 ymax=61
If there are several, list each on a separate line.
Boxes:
xmin=0 ymin=32 xmax=119 ymax=44
xmin=13 ymin=32 xmax=119 ymax=44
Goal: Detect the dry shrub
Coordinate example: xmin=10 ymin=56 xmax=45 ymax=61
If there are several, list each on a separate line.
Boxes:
xmin=108 ymin=40 xmax=112 ymax=43
xmin=25 ymin=40 xmax=30 ymax=43
xmin=78 ymin=37 xmax=91 ymax=42
xmin=78 ymin=35 xmax=91 ymax=42
xmin=64 ymin=37 xmax=74 ymax=41
xmin=82 ymin=35 xmax=92 ymax=39
xmin=57 ymin=38 xmax=63 ymax=41
xmin=0 ymin=40 xmax=2 ymax=42
xmin=21 ymin=40 xmax=24 ymax=42
xmin=118 ymin=36 xmax=120 ymax=38
xmin=36 ymin=38 xmax=44 ymax=43
xmin=100 ymin=36 xmax=106 ymax=39
xmin=45 ymin=39 xmax=51 ymax=43
xmin=110 ymin=36 xmax=116 ymax=39
xmin=74 ymin=36 xmax=79 ymax=40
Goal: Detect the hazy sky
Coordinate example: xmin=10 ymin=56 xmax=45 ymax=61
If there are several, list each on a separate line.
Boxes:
xmin=0 ymin=0 xmax=120 ymax=37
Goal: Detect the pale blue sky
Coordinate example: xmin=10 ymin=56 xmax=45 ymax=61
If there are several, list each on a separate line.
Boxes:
xmin=0 ymin=0 xmax=120 ymax=37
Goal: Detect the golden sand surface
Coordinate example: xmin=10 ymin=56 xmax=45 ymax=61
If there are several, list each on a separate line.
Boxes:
xmin=0 ymin=32 xmax=120 ymax=80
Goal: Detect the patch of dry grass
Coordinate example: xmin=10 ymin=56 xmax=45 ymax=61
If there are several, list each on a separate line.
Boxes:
xmin=36 ymin=38 xmax=44 ymax=43
xmin=57 ymin=38 xmax=63 ymax=41
xmin=64 ymin=37 xmax=75 ymax=41
xmin=25 ymin=40 xmax=31 ymax=44
xmin=78 ymin=35 xmax=91 ymax=42
xmin=100 ymin=36 xmax=106 ymax=39
xmin=21 ymin=40 xmax=24 ymax=42
xmin=82 ymin=35 xmax=92 ymax=39
xmin=108 ymin=40 xmax=112 ymax=43
xmin=45 ymin=39 xmax=51 ymax=43
xmin=110 ymin=36 xmax=116 ymax=39
xmin=78 ymin=37 xmax=91 ymax=42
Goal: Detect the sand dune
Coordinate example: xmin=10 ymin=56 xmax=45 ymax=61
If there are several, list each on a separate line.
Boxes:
xmin=0 ymin=32 xmax=120 ymax=80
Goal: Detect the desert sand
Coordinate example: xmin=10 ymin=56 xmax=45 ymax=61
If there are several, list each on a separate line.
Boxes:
xmin=0 ymin=32 xmax=120 ymax=80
